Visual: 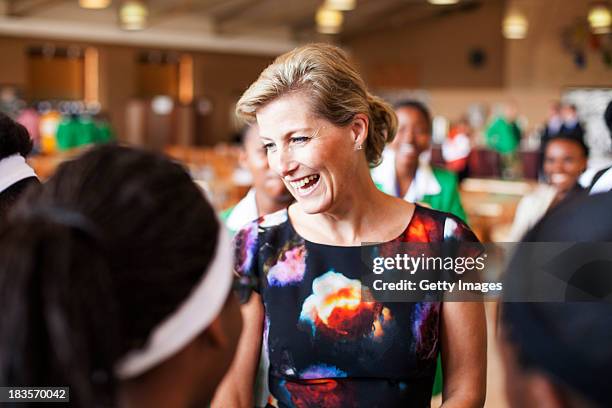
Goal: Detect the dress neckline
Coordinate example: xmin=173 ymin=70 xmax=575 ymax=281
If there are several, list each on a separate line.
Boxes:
xmin=284 ymin=205 xmax=421 ymax=248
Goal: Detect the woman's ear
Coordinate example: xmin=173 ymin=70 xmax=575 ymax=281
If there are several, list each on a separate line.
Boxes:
xmin=350 ymin=113 xmax=369 ymax=149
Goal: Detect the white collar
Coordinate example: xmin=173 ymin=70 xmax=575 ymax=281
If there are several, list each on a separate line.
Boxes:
xmin=590 ymin=167 xmax=612 ymax=195
xmin=0 ymin=154 xmax=38 ymax=193
xmin=226 ymin=188 xmax=259 ymax=233
xmin=404 ymin=162 xmax=442 ymax=202
xmin=371 ymin=148 xmax=441 ymax=202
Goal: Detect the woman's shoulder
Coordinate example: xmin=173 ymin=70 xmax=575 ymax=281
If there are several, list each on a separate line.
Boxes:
xmin=233 ymin=208 xmax=292 ymax=276
xmin=233 ymin=208 xmax=291 ymax=247
xmin=408 ymin=205 xmax=479 ymax=243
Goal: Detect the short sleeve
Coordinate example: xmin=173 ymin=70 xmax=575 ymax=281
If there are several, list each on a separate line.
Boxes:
xmin=233 ymin=219 xmax=261 ymax=292
xmin=443 ymin=214 xmax=483 ymax=258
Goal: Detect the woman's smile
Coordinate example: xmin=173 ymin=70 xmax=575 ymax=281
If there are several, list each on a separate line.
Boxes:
xmin=287 ymin=174 xmax=321 ymax=197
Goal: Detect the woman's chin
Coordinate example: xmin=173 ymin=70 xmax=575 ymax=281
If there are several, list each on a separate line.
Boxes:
xmin=296 ymin=196 xmax=331 ymax=215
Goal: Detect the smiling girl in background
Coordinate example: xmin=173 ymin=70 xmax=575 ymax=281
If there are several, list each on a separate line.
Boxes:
xmin=508 ymin=135 xmax=588 ymax=241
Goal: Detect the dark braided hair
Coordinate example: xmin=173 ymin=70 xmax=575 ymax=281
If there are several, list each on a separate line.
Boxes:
xmin=0 ymin=145 xmax=219 ymax=407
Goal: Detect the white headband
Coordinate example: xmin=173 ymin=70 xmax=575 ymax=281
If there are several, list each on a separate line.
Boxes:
xmin=115 ymin=225 xmax=234 ymax=379
xmin=0 ymin=154 xmax=38 ymax=193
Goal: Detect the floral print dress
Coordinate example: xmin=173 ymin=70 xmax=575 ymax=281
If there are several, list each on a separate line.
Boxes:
xmin=234 ymin=205 xmax=480 ymax=408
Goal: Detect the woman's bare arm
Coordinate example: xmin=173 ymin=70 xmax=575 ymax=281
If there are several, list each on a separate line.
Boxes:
xmin=439 ymin=301 xmax=487 ymax=408
xmin=211 ymin=293 xmax=264 ymax=408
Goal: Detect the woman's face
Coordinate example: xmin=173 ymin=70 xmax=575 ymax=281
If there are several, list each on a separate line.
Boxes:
xmin=390 ymin=106 xmax=431 ymax=170
xmin=543 ymin=139 xmax=586 ymax=193
xmin=256 ymin=92 xmax=363 ymax=215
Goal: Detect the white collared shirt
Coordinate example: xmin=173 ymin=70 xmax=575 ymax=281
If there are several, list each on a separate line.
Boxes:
xmin=371 ymin=148 xmax=441 ymax=202
xmin=225 ymin=188 xmax=259 ymax=233
xmin=0 ymin=154 xmax=38 ymax=193
xmin=590 ymin=167 xmax=612 ymax=195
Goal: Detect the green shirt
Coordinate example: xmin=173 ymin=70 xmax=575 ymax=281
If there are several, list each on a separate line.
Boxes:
xmin=485 ymin=117 xmax=521 ymax=154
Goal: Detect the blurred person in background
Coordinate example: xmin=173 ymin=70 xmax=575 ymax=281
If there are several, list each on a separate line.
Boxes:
xmin=541 ymin=101 xmax=563 ymax=141
xmin=485 ymin=103 xmax=522 ymax=178
xmin=485 ymin=103 xmax=521 ymax=156
xmin=222 ymin=124 xmax=293 ymax=235
xmin=442 ymin=117 xmax=472 ymax=180
xmin=0 ymin=112 xmax=39 ymax=224
xmin=0 ymin=145 xmax=242 ymax=408
xmin=508 ymin=135 xmax=588 ymax=241
xmin=538 ymin=101 xmax=563 ymax=173
xmin=559 ymin=103 xmax=585 ymax=143
xmin=214 ymin=43 xmax=486 ymax=408
xmin=371 ymin=100 xmax=467 ymax=221
xmin=589 ymin=100 xmax=612 ymax=194
xmin=221 ymin=123 xmax=292 ymax=408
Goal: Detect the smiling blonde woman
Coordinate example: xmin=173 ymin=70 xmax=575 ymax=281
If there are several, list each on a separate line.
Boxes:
xmin=212 ymin=43 xmax=486 ymax=408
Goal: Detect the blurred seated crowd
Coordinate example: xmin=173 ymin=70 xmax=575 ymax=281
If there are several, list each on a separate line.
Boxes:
xmin=1 ymin=63 xmax=611 ymax=407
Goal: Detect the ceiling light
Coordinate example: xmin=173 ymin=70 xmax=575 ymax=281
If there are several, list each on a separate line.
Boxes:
xmin=324 ymin=0 xmax=356 ymax=11
xmin=588 ymin=3 xmax=611 ymax=34
xmin=151 ymin=96 xmax=174 ymax=115
xmin=79 ymin=0 xmax=111 ymax=8
xmin=119 ymin=1 xmax=148 ymax=31
xmin=316 ymin=7 xmax=343 ymax=34
xmin=503 ymin=13 xmax=528 ymax=39
xmin=428 ymin=0 xmax=460 ymax=5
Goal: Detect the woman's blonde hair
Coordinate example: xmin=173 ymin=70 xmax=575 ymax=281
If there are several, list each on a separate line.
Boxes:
xmin=236 ymin=43 xmax=397 ymax=167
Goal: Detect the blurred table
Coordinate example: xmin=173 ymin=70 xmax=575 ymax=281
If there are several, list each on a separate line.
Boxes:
xmin=164 ymin=145 xmax=250 ymax=210
xmin=27 ymin=147 xmax=86 ymax=180
xmin=460 ymin=178 xmax=537 ymax=242
xmin=27 ymin=145 xmax=251 ymax=212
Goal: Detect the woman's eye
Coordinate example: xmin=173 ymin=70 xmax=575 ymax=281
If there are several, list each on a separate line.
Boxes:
xmin=263 ymin=143 xmax=276 ymax=151
xmin=291 ymin=136 xmax=309 ymax=144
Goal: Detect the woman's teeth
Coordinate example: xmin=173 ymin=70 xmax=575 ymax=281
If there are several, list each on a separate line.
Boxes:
xmin=550 ymin=173 xmax=569 ymax=184
xmin=289 ymin=175 xmax=319 ymax=189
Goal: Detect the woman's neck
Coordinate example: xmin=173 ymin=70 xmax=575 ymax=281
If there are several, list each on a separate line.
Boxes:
xmin=290 ymin=164 xmax=410 ymax=246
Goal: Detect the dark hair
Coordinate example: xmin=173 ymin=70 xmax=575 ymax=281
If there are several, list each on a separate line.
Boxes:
xmin=545 ymin=134 xmax=589 ymax=158
xmin=0 ymin=113 xmax=33 ymax=159
xmin=393 ymin=100 xmax=432 ymax=133
xmin=0 ymin=145 xmax=219 ymax=407
xmin=604 ymin=100 xmax=612 ymax=137
xmin=501 ymin=302 xmax=612 ymax=408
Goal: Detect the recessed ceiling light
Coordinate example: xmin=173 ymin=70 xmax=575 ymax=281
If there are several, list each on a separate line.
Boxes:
xmin=324 ymin=0 xmax=356 ymax=11
xmin=119 ymin=1 xmax=148 ymax=31
xmin=428 ymin=0 xmax=460 ymax=5
xmin=588 ymin=3 xmax=611 ymax=34
xmin=503 ymin=13 xmax=528 ymax=39
xmin=79 ymin=0 xmax=111 ymax=9
xmin=316 ymin=7 xmax=344 ymax=34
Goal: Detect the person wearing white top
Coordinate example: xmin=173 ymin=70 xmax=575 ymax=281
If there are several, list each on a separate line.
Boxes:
xmin=509 ymin=136 xmax=587 ymax=241
xmin=222 ymin=124 xmax=292 ymax=234
xmin=0 ymin=113 xmax=39 ymax=222
xmin=220 ymin=124 xmax=292 ymax=408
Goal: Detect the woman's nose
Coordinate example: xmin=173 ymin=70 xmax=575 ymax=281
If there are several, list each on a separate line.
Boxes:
xmin=272 ymin=147 xmax=298 ymax=177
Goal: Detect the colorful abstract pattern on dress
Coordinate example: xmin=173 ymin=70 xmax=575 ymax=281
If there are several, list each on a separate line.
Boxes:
xmin=233 ymin=206 xmax=481 ymax=408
